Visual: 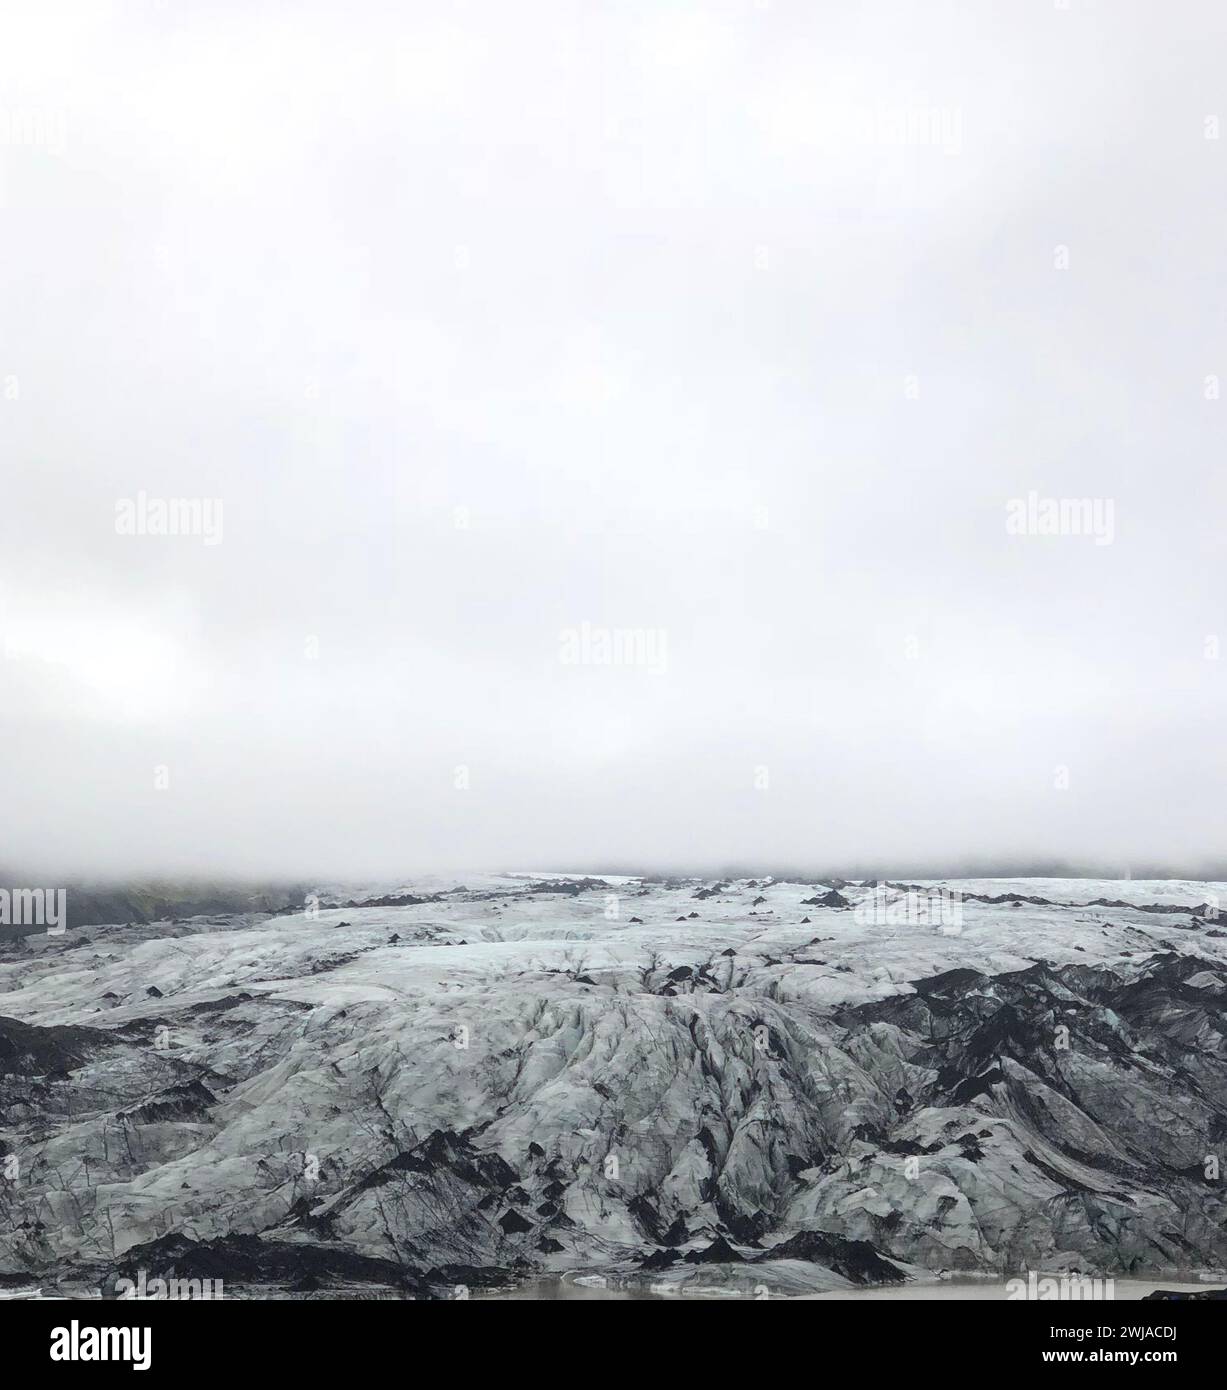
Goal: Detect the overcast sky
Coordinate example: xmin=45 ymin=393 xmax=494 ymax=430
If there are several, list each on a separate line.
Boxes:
xmin=1 ymin=1 xmax=1225 ymax=881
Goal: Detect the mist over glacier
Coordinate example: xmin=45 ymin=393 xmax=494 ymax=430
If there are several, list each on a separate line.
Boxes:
xmin=2 ymin=2 xmax=1226 ymax=881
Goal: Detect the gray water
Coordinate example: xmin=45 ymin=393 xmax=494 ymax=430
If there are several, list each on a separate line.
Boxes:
xmin=481 ymin=1275 xmax=1223 ymax=1302
xmin=478 ymin=1279 xmax=662 ymax=1300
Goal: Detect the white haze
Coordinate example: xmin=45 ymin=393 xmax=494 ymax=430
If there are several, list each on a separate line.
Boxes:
xmin=1 ymin=1 xmax=1225 ymax=880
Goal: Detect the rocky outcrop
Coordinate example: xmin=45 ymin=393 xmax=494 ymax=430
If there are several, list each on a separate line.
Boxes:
xmin=801 ymin=889 xmax=850 ymax=908
xmin=0 ymin=1016 xmax=111 ymax=1075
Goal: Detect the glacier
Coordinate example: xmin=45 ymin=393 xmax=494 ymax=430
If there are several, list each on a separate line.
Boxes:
xmin=2 ymin=874 xmax=1226 ymax=1298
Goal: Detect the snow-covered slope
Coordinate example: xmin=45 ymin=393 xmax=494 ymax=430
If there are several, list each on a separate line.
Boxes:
xmin=2 ymin=876 xmax=1226 ymax=1296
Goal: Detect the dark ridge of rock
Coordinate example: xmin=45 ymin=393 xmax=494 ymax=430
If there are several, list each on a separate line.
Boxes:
xmin=335 ymin=1130 xmax=523 ymax=1232
xmin=718 ymin=1202 xmax=769 ymax=1244
xmin=145 ymin=986 xmax=164 ymax=998
xmin=762 ymin=1231 xmax=906 ymax=1284
xmin=0 ymin=1016 xmax=111 ymax=1076
xmin=1085 ymin=898 xmax=1210 ymax=916
xmin=337 ymin=889 xmax=444 ymax=911
xmin=119 ymin=1233 xmax=414 ymax=1289
xmin=640 ymin=1247 xmax=680 ymax=1269
xmin=310 ymin=952 xmax=364 ymax=975
xmin=661 ymin=1215 xmax=689 ymax=1246
xmin=340 ymin=893 xmax=439 ymax=909
xmin=379 ymin=1130 xmax=519 ymax=1189
xmin=884 ymin=881 xmax=1211 ymax=917
xmin=120 ymin=1079 xmax=217 ymax=1125
xmin=866 ymin=1131 xmax=942 ymax=1157
xmin=185 ymin=993 xmax=255 ymax=1015
xmin=529 ymin=878 xmax=609 ymax=896
xmin=683 ymin=1235 xmax=746 ymax=1265
xmin=627 ymin=1193 xmax=664 ymax=1242
xmin=498 ymin=1209 xmax=533 ymax=1235
xmin=910 ymin=967 xmax=987 ymax=998
xmin=695 ymin=1124 xmax=722 ymax=1170
xmin=800 ymin=890 xmax=850 ymax=908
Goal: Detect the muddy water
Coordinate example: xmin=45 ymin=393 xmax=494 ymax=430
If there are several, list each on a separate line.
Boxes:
xmin=802 ymin=1277 xmax=1221 ymax=1301
xmin=477 ymin=1279 xmax=663 ymax=1300
xmin=480 ymin=1276 xmax=1223 ymax=1301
